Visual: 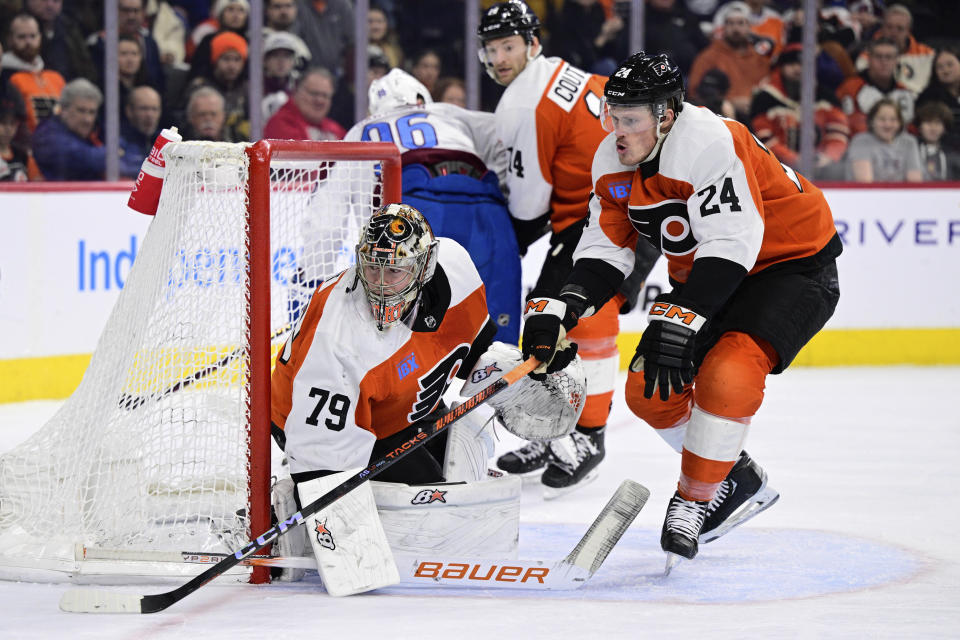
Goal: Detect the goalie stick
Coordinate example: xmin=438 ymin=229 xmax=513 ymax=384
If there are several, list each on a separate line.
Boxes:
xmin=60 ymin=356 xmax=540 ymax=614
xmin=75 ymin=478 xmax=649 ymax=592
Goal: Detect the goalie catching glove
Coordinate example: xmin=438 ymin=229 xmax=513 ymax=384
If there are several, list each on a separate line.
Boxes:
xmin=461 ymin=342 xmax=585 ymax=441
xmin=631 ymin=296 xmax=707 ymax=401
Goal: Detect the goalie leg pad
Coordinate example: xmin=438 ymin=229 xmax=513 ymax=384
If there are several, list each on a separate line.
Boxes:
xmin=297 ymin=470 xmax=400 ymax=596
xmin=271 ymin=476 xmax=308 ymax=582
xmin=372 ymin=474 xmax=521 ymax=559
xmin=442 ymin=408 xmax=495 ymax=482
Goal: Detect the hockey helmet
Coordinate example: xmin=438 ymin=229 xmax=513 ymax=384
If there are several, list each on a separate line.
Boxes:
xmin=477 ymin=1 xmax=541 ymax=45
xmin=601 ymin=52 xmax=685 ymax=133
xmin=356 ymin=203 xmax=438 ymax=331
xmin=477 ymin=1 xmax=542 ymax=84
xmin=367 ymin=68 xmax=433 ymax=117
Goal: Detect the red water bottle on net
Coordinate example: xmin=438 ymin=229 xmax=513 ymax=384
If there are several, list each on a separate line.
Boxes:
xmin=127 ymin=126 xmax=182 ymax=215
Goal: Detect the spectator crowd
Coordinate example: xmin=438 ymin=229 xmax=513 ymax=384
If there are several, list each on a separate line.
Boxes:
xmin=0 ymin=0 xmax=957 ymax=183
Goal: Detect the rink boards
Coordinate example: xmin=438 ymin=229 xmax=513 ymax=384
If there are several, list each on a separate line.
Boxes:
xmin=0 ymin=184 xmax=958 ymax=402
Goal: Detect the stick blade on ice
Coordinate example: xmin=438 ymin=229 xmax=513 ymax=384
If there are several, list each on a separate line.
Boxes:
xmin=59 ymin=589 xmax=144 ymax=613
xmin=564 ymin=479 xmax=650 ymax=576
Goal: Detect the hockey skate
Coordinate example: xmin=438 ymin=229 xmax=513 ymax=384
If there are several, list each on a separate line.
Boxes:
xmin=699 ymin=450 xmax=780 ymax=545
xmin=496 ymin=440 xmax=552 ymax=478
xmin=661 ymin=490 xmax=708 ymax=576
xmin=541 ymin=428 xmax=605 ymax=500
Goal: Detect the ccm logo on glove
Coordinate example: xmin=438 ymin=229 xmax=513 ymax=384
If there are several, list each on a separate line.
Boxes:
xmin=649 ymin=302 xmax=706 ymax=331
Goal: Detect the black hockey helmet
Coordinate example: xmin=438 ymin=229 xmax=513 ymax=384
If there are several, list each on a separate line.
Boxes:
xmin=604 ymin=52 xmax=685 ymax=115
xmin=477 ymin=1 xmax=541 ymax=44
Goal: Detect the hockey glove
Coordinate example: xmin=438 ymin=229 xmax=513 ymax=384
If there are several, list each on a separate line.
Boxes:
xmin=631 ymin=297 xmax=707 ymax=401
xmin=521 ymin=297 xmax=578 ymax=377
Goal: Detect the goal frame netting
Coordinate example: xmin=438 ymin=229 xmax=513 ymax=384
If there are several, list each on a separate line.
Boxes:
xmin=0 ymin=140 xmax=401 ymax=585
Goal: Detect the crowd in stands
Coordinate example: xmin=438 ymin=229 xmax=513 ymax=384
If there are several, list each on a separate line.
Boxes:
xmin=0 ymin=0 xmax=957 ymax=183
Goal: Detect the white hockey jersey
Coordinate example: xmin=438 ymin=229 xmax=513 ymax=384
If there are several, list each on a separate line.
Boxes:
xmin=494 ymin=55 xmax=608 ymax=232
xmin=344 ymin=102 xmax=506 ymax=180
xmin=271 ymin=238 xmax=491 ymax=475
xmin=575 ymin=103 xmax=837 ymax=284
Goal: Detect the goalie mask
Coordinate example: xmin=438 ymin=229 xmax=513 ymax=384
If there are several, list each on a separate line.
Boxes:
xmin=368 ymin=68 xmax=433 ymax=117
xmin=356 ymin=204 xmax=438 ymax=331
xmin=461 ymin=342 xmax=586 ymax=441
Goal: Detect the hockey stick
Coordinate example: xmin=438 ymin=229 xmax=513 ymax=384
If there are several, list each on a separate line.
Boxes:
xmin=60 ymin=356 xmax=540 ymax=614
xmin=74 ymin=479 xmax=649 ymax=592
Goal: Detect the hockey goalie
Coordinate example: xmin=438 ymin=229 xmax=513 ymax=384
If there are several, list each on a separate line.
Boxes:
xmin=269 ymin=202 xmax=585 ymax=595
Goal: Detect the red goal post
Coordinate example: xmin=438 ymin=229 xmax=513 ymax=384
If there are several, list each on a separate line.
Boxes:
xmin=246 ymin=140 xmax=401 ymax=582
xmin=0 ymin=140 xmax=401 ymax=585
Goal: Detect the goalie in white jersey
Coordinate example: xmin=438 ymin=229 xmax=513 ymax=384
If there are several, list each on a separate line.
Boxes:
xmin=269 ymin=203 xmax=586 ymax=594
xmin=272 ymin=203 xmax=497 ymax=487
xmin=344 ymin=68 xmax=522 ymax=344
xmin=270 ymin=203 xmax=499 ymax=593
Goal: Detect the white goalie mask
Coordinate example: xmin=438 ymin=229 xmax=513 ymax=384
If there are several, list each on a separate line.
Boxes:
xmin=367 ymin=68 xmax=433 ymax=117
xmin=356 ymin=203 xmax=438 ymax=331
xmin=460 ymin=342 xmax=586 ymax=441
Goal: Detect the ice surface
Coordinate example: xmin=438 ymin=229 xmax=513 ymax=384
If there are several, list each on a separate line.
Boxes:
xmin=1 ymin=367 xmax=958 ymax=639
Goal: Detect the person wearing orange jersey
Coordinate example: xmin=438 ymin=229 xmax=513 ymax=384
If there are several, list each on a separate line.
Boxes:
xmin=477 ymin=0 xmax=659 ymax=498
xmin=521 ymin=52 xmax=841 ymax=568
xmin=1 ymin=13 xmax=65 ymax=133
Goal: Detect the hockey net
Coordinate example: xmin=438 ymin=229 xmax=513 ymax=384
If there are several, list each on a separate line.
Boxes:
xmin=0 ymin=140 xmax=401 ymax=583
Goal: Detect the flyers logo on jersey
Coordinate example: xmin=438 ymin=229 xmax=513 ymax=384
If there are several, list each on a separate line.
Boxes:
xmin=314 ymin=519 xmax=335 ymax=550
xmin=627 ymin=200 xmax=697 ymax=255
xmin=408 ymin=344 xmax=471 ymax=422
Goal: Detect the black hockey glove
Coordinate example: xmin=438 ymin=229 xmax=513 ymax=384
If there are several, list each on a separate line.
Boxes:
xmin=631 ymin=296 xmax=707 ymax=401
xmin=521 ymin=297 xmax=579 ymax=378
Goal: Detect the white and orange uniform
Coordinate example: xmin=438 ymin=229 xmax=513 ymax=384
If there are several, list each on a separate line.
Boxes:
xmin=575 ymin=103 xmax=838 ymax=498
xmin=495 ymin=54 xmax=619 ymax=427
xmin=271 ymin=238 xmax=492 ymax=475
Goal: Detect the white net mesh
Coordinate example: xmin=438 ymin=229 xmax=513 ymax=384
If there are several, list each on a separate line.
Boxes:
xmin=0 ymin=141 xmax=390 ymax=581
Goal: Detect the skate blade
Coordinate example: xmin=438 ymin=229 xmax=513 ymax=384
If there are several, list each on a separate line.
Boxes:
xmin=663 ymin=552 xmax=684 ymax=577
xmin=699 ymin=486 xmax=780 ymax=544
xmin=542 ymin=469 xmax=599 ymax=500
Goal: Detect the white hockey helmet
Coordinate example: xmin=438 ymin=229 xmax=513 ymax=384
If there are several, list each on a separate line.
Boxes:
xmin=367 ymin=68 xmax=433 ymax=117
